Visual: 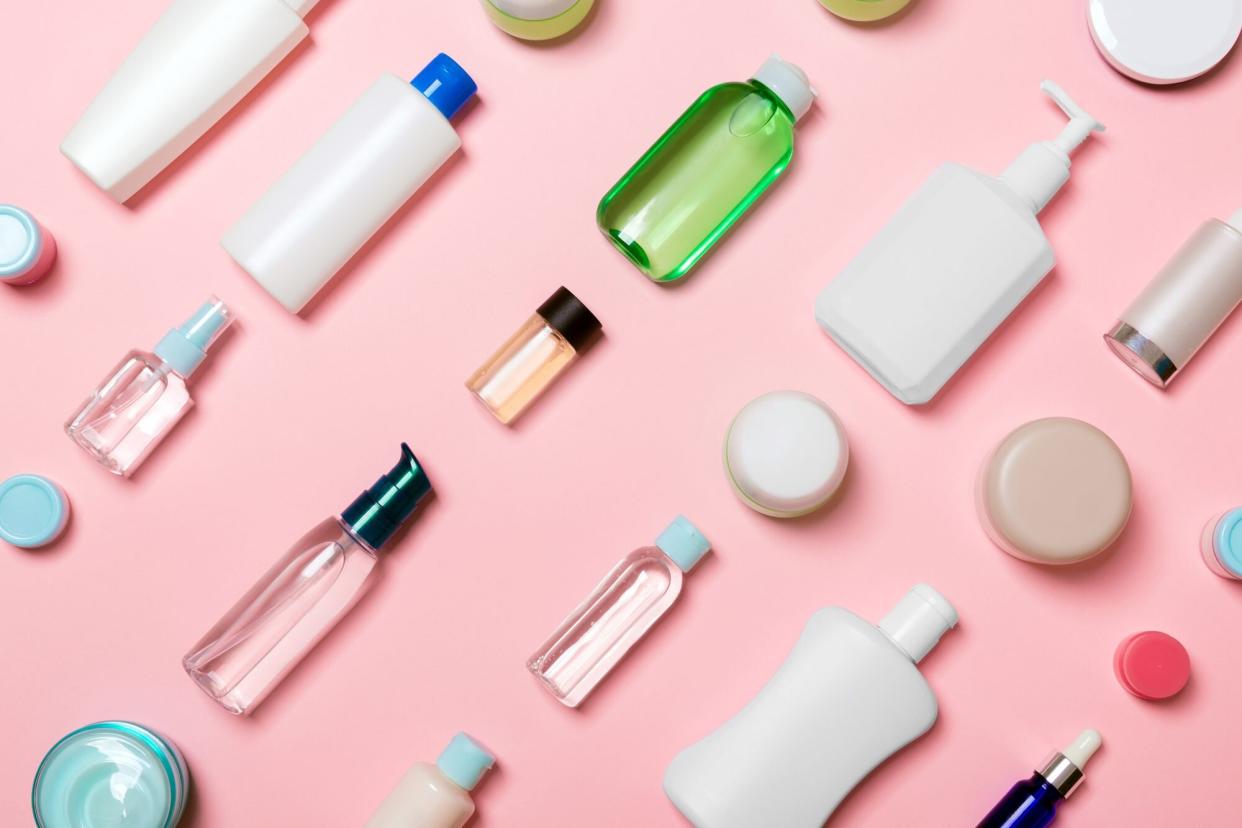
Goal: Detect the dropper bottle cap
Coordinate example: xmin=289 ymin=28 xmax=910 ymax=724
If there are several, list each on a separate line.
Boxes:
xmin=1038 ymin=729 xmax=1102 ymax=798
xmin=341 ymin=444 xmax=433 ymax=551
xmin=751 ymin=54 xmax=816 ymax=121
xmin=1000 ymin=80 xmax=1105 ymax=214
xmin=153 ymin=296 xmax=233 ymax=377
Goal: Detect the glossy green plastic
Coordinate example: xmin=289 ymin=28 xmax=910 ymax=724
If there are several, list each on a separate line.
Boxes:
xmin=596 ymin=80 xmax=796 ymax=282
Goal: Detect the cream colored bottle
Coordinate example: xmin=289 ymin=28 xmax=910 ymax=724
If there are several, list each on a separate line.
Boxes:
xmin=365 ymin=733 xmax=495 ymax=828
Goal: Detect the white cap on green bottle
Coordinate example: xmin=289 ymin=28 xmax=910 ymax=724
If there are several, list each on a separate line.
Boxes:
xmin=752 ymin=55 xmax=816 ymax=121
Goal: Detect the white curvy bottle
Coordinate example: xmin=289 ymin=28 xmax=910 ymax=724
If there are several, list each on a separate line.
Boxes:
xmin=663 ymin=584 xmax=958 ymax=828
xmin=222 ymin=53 xmax=477 ymax=313
xmin=365 ymin=733 xmax=495 ymax=828
xmin=815 ymin=81 xmax=1105 ymax=405
xmin=61 ymin=0 xmax=321 ymax=203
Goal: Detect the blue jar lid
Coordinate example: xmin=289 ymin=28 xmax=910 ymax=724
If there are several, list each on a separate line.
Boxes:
xmin=0 ymin=204 xmax=42 ymax=280
xmin=411 ymin=53 xmax=477 ymax=120
xmin=0 ymin=474 xmax=69 ymax=549
xmin=1215 ymin=507 xmax=1242 ymax=576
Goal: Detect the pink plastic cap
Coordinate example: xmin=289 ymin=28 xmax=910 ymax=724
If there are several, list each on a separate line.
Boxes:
xmin=1113 ymin=631 xmax=1191 ymax=701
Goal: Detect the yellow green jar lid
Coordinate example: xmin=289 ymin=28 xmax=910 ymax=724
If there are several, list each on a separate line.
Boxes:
xmin=817 ymin=0 xmax=913 ymax=23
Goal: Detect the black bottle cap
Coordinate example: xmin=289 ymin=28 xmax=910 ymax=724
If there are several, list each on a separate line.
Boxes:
xmin=536 ymin=287 xmax=602 ymax=352
xmin=341 ymin=444 xmax=433 ymax=551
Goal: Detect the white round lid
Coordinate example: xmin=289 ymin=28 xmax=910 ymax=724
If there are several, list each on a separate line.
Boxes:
xmin=489 ymin=0 xmax=580 ymax=20
xmin=724 ymin=391 xmax=848 ymax=518
xmin=1088 ymin=0 xmax=1242 ymax=84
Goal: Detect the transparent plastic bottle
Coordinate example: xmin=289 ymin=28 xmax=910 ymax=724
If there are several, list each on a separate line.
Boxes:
xmin=596 ymin=55 xmax=814 ymax=283
xmin=65 ymin=297 xmax=232 ymax=477
xmin=527 ymin=516 xmax=710 ymax=707
xmin=184 ymin=444 xmax=432 ymax=715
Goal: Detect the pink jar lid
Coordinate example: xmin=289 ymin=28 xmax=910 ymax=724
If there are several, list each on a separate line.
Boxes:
xmin=1114 ymin=631 xmax=1191 ymax=700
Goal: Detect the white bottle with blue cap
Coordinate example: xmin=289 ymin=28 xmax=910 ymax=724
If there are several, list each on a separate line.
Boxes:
xmin=222 ymin=54 xmax=477 ymax=313
xmin=365 ymin=733 xmax=496 ymax=828
xmin=66 ymin=296 xmax=233 ymax=477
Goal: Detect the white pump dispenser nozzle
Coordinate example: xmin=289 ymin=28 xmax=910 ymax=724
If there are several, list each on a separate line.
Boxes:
xmin=1000 ymin=80 xmax=1105 ymax=215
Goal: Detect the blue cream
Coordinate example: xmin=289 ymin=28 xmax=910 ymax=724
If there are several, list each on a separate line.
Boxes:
xmin=32 ymin=722 xmax=189 ymax=828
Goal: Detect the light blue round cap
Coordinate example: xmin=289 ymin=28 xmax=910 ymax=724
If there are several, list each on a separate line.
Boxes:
xmin=1215 ymin=508 xmax=1242 ymax=576
xmin=436 ymin=732 xmax=495 ymax=791
xmin=656 ymin=515 xmax=711 ymax=572
xmin=0 ymin=204 xmax=42 ymax=279
xmin=0 ymin=474 xmax=69 ymax=549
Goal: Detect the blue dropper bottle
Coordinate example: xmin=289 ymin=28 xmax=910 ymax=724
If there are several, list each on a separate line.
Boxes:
xmin=977 ymin=730 xmax=1102 ymax=828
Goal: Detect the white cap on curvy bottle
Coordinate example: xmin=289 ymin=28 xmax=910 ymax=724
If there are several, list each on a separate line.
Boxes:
xmin=878 ymin=584 xmax=959 ymax=663
xmin=752 ymin=55 xmax=816 ymax=121
xmin=1000 ymin=80 xmax=1105 ymax=214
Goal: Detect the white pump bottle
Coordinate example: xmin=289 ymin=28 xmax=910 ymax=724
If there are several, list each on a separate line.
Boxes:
xmin=663 ymin=585 xmax=958 ymax=828
xmin=61 ymin=0 xmax=321 ymax=203
xmin=814 ymin=81 xmax=1105 ymax=405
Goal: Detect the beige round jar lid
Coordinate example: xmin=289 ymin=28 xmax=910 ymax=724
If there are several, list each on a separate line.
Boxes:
xmin=977 ymin=417 xmax=1132 ymax=564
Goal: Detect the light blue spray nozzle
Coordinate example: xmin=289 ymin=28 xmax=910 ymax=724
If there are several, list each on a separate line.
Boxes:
xmin=436 ymin=732 xmax=495 ymax=791
xmin=153 ymin=296 xmax=234 ymax=376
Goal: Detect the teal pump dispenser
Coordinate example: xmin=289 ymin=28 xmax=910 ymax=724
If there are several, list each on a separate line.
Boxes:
xmin=153 ymin=296 xmax=233 ymax=376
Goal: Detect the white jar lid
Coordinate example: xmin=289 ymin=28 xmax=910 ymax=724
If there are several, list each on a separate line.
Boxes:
xmin=724 ymin=391 xmax=848 ymax=518
xmin=489 ymin=0 xmax=580 ymax=20
xmin=1088 ymin=0 xmax=1242 ymax=84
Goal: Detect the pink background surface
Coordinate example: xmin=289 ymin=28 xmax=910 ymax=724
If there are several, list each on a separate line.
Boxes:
xmin=3 ymin=0 xmax=1241 ymax=825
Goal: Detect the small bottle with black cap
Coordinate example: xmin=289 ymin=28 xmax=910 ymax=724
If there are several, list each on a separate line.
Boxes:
xmin=466 ymin=286 xmax=602 ymax=424
xmin=183 ymin=444 xmax=433 ymax=715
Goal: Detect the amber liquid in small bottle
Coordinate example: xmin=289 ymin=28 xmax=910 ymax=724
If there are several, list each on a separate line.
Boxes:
xmin=467 ymin=315 xmax=577 ymax=424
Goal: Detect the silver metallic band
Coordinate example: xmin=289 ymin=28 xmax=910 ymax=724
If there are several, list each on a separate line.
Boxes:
xmin=1039 ymin=752 xmax=1085 ymax=798
xmin=1105 ymin=321 xmax=1177 ymax=387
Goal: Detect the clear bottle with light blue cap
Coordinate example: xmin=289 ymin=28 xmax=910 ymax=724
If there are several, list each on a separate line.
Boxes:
xmin=65 ymin=296 xmax=233 ymax=477
xmin=365 ymin=732 xmax=496 ymax=828
xmin=222 ymin=53 xmax=477 ymax=313
xmin=527 ymin=516 xmax=711 ymax=707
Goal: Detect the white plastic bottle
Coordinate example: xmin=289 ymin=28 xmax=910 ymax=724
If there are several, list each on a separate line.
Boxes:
xmin=365 ymin=733 xmax=495 ymax=828
xmin=814 ymin=81 xmax=1104 ymax=405
xmin=221 ymin=54 xmax=476 ymax=314
xmin=61 ymin=0 xmax=321 ymax=203
xmin=663 ymin=584 xmax=958 ymax=828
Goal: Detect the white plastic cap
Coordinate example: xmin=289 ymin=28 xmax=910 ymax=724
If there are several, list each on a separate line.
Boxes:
xmin=1226 ymin=208 xmax=1242 ymax=233
xmin=878 ymin=584 xmax=958 ymax=663
xmin=752 ymin=55 xmax=815 ymax=121
xmin=1062 ymin=729 xmax=1102 ymax=770
xmin=1000 ymin=80 xmax=1105 ymax=214
xmin=281 ymin=0 xmax=320 ymax=17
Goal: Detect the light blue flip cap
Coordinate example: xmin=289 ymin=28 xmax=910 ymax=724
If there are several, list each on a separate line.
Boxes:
xmin=0 ymin=474 xmax=70 ymax=549
xmin=153 ymin=296 xmax=234 ymax=376
xmin=436 ymin=733 xmax=495 ymax=791
xmin=1215 ymin=508 xmax=1242 ymax=576
xmin=656 ymin=515 xmax=711 ymax=572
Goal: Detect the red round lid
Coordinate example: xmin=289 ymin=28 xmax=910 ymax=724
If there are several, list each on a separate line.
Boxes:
xmin=1113 ymin=631 xmax=1191 ymax=700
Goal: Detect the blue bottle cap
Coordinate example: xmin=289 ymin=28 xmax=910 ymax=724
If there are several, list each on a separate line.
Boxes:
xmin=0 ymin=204 xmax=42 ymax=280
xmin=1215 ymin=507 xmax=1242 ymax=576
xmin=411 ymin=53 xmax=477 ymax=120
xmin=341 ymin=444 xmax=433 ymax=551
xmin=436 ymin=732 xmax=495 ymax=791
xmin=153 ymin=296 xmax=234 ymax=377
xmin=655 ymin=515 xmax=711 ymax=572
xmin=0 ymin=473 xmax=70 ymax=549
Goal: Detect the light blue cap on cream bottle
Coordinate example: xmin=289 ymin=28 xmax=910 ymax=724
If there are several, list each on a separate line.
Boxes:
xmin=437 ymin=733 xmax=496 ymax=791
xmin=656 ymin=516 xmax=711 ymax=572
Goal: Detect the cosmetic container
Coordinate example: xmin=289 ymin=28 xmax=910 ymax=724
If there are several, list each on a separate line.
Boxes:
xmin=481 ymin=0 xmax=594 ymax=40
xmin=0 ymin=205 xmax=57 ymax=285
xmin=1105 ymin=210 xmax=1242 ymax=388
xmin=1114 ymin=631 xmax=1190 ymax=700
xmin=61 ymin=0 xmax=322 ymax=203
xmin=65 ymin=297 xmax=233 ymax=477
xmin=597 ymin=55 xmax=814 ymax=283
xmin=664 ymin=585 xmax=957 ymax=828
xmin=1088 ymin=0 xmax=1242 ymax=85
xmin=528 ymin=516 xmax=710 ymax=707
xmin=977 ymin=418 xmax=1131 ymax=565
xmin=32 ymin=721 xmax=189 ymax=828
xmin=977 ymin=730 xmax=1101 ymax=828
xmin=223 ymin=54 xmax=476 ymax=313
xmin=184 ymin=444 xmax=432 ymax=714
xmin=0 ymin=474 xmax=70 ymax=549
xmin=365 ymin=733 xmax=496 ymax=828
xmin=818 ymin=0 xmax=911 ymax=22
xmin=723 ymin=390 xmax=848 ymax=518
xmin=1201 ymin=508 xmax=1242 ymax=579
xmin=816 ymin=81 xmax=1104 ymax=404
xmin=467 ymin=286 xmax=602 ymax=424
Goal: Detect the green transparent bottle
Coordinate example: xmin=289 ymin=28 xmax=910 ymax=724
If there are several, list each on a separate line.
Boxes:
xmin=597 ymin=56 xmax=814 ymax=283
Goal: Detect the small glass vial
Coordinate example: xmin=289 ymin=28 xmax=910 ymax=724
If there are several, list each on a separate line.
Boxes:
xmin=527 ymin=516 xmax=710 ymax=707
xmin=466 ymin=286 xmax=602 ymax=424
xmin=65 ymin=296 xmax=233 ymax=477
xmin=184 ymin=444 xmax=432 ymax=715
xmin=1201 ymin=508 xmax=1242 ymax=580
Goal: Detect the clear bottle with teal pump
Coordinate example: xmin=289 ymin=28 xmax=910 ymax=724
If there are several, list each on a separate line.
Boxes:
xmin=596 ymin=55 xmax=815 ymax=283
